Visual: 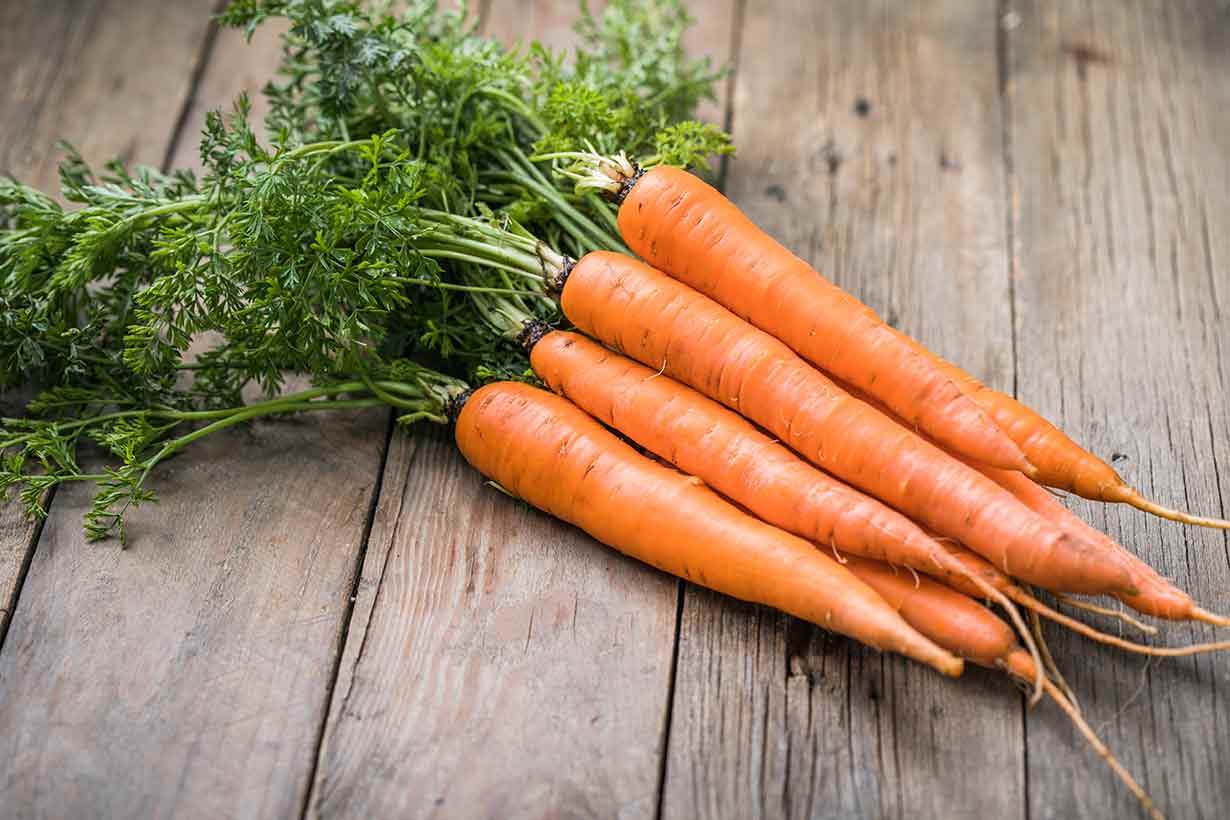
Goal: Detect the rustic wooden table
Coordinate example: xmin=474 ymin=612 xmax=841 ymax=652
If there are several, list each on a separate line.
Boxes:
xmin=1 ymin=1 xmax=1228 ymax=818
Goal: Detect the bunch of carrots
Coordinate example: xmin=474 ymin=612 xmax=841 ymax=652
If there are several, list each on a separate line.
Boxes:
xmin=444 ymin=154 xmax=1230 ymax=819
xmin=1 ymin=3 xmax=1224 ymax=813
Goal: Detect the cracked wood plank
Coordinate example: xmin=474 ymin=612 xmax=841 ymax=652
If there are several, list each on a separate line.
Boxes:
xmin=660 ymin=3 xmax=1028 ymax=818
xmin=1006 ymin=1 xmax=1230 ymax=817
xmin=0 ymin=10 xmax=391 ymax=818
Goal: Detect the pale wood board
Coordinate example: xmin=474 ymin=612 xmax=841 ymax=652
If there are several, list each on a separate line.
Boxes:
xmin=166 ymin=19 xmax=290 ymax=173
xmin=660 ymin=2 xmax=1028 ymax=818
xmin=0 ymin=0 xmax=216 ymax=190
xmin=0 ymin=7 xmax=390 ymax=819
xmin=1007 ymin=1 xmax=1230 ymax=817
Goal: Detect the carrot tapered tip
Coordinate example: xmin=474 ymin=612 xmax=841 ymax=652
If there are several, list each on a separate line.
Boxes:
xmin=1003 ymin=649 xmax=1038 ymax=687
xmin=1191 ymin=607 xmax=1230 ymax=628
xmin=902 ymin=637 xmax=964 ymax=677
xmin=1109 ymin=485 xmax=1230 ymax=530
xmin=936 ymin=654 xmax=964 ymax=678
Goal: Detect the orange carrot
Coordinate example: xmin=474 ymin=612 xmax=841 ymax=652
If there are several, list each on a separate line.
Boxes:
xmin=933 ymin=536 xmax=1230 ymax=657
xmin=971 ymin=461 xmax=1230 ymax=628
xmin=524 ymin=325 xmax=1046 ymax=684
xmin=844 ymin=556 xmax=1020 ymax=670
xmin=553 ymin=251 xmax=1136 ymax=597
xmin=576 ymin=158 xmax=1030 ymax=473
xmin=569 ymin=151 xmax=1223 ymax=528
xmin=527 ymin=327 xmax=1004 ymax=592
xmin=453 ymin=381 xmax=962 ymax=676
xmin=894 ymin=332 xmax=1230 ymax=530
xmin=844 ymin=556 xmax=1162 ymax=820
xmin=831 ymin=372 xmax=1230 ymax=634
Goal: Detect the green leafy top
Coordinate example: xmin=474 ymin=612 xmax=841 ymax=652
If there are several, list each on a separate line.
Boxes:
xmin=0 ymin=0 xmax=732 ymax=541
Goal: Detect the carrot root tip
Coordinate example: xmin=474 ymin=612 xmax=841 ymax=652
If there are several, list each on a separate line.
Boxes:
xmin=1113 ymin=486 xmax=1230 ymax=530
xmin=1191 ymin=607 xmax=1230 ymax=628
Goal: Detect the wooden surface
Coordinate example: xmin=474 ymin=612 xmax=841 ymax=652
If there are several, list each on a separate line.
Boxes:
xmin=1 ymin=1 xmax=1228 ymax=819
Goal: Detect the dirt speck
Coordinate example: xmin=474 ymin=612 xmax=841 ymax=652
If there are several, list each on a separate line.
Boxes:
xmin=764 ymin=183 xmax=787 ymax=202
xmin=821 ymin=140 xmax=843 ymax=176
xmin=1063 ymin=41 xmax=1112 ymax=80
xmin=939 ymin=150 xmax=962 ymax=172
xmin=854 ymin=97 xmax=872 ymax=117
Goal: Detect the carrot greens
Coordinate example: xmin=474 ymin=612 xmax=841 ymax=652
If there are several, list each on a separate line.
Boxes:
xmin=0 ymin=0 xmax=729 ymax=540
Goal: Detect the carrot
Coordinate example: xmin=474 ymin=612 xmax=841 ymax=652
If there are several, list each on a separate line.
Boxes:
xmin=552 ymin=250 xmax=1136 ymax=597
xmin=836 ymin=373 xmax=1230 ymax=639
xmin=526 ymin=327 xmax=1003 ymax=591
xmin=561 ymin=155 xmax=1031 ymax=473
xmin=452 ymin=381 xmax=962 ymax=676
xmin=830 ymin=372 xmax=1230 ymax=635
xmin=933 ymin=536 xmax=1230 ymax=657
xmin=844 ymin=556 xmax=1163 ymax=820
xmin=523 ymin=325 xmax=1045 ymax=687
xmin=970 ymin=460 xmax=1230 ymax=628
xmin=561 ymin=151 xmax=1224 ymax=528
xmin=892 ymin=332 xmax=1230 ymax=530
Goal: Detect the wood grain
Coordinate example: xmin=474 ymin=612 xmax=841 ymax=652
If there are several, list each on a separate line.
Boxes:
xmin=0 ymin=0 xmax=216 ymax=646
xmin=308 ymin=430 xmax=679 ymax=819
xmin=660 ymin=2 xmax=1028 ymax=818
xmin=1007 ymin=1 xmax=1230 ymax=817
xmin=0 ymin=0 xmax=217 ymax=190
xmin=166 ymin=18 xmax=289 ymax=173
xmin=0 ymin=6 xmax=391 ymax=819
xmin=481 ymin=0 xmax=586 ymax=48
xmin=0 ymin=472 xmax=38 ymax=645
xmin=0 ymin=408 xmax=386 ymax=819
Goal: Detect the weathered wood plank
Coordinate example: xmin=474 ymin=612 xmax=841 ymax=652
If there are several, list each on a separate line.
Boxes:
xmin=1006 ymin=1 xmax=1230 ymax=817
xmin=1 ymin=390 xmax=38 ymax=645
xmin=0 ymin=462 xmax=37 ymax=644
xmin=308 ymin=431 xmax=679 ymax=819
xmin=0 ymin=0 xmax=216 ymax=639
xmin=0 ymin=409 xmax=385 ymax=818
xmin=660 ymin=2 xmax=1028 ymax=818
xmin=480 ymin=0 xmax=585 ymax=48
xmin=0 ymin=0 xmax=216 ymax=190
xmin=0 ymin=10 xmax=392 ymax=819
xmin=305 ymin=2 xmax=749 ymax=815
xmin=0 ymin=0 xmax=216 ymax=649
